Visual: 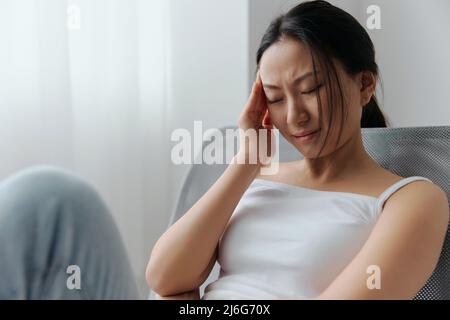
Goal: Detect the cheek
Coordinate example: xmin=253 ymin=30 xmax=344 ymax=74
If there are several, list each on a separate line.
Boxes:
xmin=267 ymin=108 xmax=292 ymax=140
xmin=267 ymin=108 xmax=285 ymax=127
xmin=314 ymin=90 xmax=331 ymax=127
xmin=318 ymin=85 xmax=358 ymax=129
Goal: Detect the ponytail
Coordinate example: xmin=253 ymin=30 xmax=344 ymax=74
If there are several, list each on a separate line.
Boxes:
xmin=360 ymin=95 xmax=387 ymax=128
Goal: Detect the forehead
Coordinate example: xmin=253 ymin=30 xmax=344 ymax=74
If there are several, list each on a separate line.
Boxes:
xmin=259 ymin=37 xmax=314 ymax=82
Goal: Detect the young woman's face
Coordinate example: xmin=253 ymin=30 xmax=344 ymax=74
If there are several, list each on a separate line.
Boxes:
xmin=259 ymin=37 xmax=367 ymax=159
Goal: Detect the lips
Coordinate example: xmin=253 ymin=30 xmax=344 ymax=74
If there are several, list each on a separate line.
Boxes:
xmin=292 ymin=129 xmax=320 ymax=138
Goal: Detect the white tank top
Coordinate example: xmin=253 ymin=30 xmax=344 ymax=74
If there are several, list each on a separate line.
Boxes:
xmin=202 ymin=176 xmax=432 ymax=300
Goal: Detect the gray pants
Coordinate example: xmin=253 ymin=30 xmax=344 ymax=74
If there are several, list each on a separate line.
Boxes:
xmin=0 ymin=166 xmax=139 ymax=299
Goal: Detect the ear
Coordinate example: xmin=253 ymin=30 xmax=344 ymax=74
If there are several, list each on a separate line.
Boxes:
xmin=360 ymin=71 xmax=377 ymax=106
xmin=262 ymin=110 xmax=273 ymax=129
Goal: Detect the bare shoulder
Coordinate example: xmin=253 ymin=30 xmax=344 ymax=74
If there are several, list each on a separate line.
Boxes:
xmin=381 ymin=177 xmax=449 ymax=228
xmin=385 ymin=178 xmax=448 ymax=210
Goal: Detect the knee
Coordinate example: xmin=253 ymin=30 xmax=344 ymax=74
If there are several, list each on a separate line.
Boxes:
xmin=0 ymin=165 xmax=108 ymax=224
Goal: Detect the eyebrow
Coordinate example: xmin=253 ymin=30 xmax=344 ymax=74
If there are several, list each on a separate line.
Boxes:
xmin=262 ymin=71 xmax=320 ymax=90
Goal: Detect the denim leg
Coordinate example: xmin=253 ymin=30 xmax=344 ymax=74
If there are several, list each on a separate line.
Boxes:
xmin=0 ymin=165 xmax=139 ymax=299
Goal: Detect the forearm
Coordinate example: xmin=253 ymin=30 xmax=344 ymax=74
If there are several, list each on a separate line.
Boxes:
xmin=147 ymin=156 xmax=260 ymax=295
xmin=155 ymin=288 xmax=200 ymax=300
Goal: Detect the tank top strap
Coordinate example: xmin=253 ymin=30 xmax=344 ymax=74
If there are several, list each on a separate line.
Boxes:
xmin=376 ymin=176 xmax=433 ymax=213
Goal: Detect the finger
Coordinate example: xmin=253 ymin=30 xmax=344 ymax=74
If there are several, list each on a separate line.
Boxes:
xmin=262 ymin=110 xmax=273 ymax=129
xmin=251 ymin=80 xmax=257 ymax=93
xmin=254 ymin=83 xmax=268 ymax=113
xmin=256 ymin=73 xmax=266 ymax=100
xmin=248 ymin=81 xmax=260 ymax=107
xmin=249 ymin=74 xmax=264 ymax=104
xmin=245 ymin=72 xmax=266 ymax=116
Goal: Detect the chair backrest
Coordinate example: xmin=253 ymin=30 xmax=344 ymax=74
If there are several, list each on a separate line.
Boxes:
xmin=170 ymin=126 xmax=450 ymax=300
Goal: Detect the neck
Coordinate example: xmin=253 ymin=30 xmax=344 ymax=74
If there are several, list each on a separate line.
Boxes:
xmin=300 ymin=129 xmax=378 ymax=184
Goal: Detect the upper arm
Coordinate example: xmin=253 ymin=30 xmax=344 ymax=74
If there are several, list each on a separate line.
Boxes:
xmin=316 ymin=181 xmax=449 ymax=300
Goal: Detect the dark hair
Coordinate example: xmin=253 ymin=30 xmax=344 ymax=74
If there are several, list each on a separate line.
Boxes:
xmin=256 ymin=0 xmax=388 ymax=157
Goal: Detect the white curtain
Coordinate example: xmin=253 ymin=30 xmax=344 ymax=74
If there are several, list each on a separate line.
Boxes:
xmin=0 ymin=0 xmax=171 ymax=297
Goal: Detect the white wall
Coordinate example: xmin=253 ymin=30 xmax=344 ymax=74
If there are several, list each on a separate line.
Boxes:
xmin=359 ymin=0 xmax=450 ymax=127
xmin=166 ymin=0 xmax=249 ymax=212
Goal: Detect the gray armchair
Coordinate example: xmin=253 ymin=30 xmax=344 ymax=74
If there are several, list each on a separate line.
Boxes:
xmin=153 ymin=126 xmax=450 ymax=300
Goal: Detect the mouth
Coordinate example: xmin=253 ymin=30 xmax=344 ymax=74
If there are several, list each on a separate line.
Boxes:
xmin=291 ymin=129 xmax=321 ymax=142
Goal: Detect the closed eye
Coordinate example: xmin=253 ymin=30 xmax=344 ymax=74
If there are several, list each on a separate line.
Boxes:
xmin=267 ymin=99 xmax=282 ymax=105
xmin=302 ymin=84 xmax=323 ymax=95
xmin=267 ymin=84 xmax=323 ymax=105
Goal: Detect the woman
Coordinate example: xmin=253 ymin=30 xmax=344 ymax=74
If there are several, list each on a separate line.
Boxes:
xmin=147 ymin=0 xmax=449 ymax=299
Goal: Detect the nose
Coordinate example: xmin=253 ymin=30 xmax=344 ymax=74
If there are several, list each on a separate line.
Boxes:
xmin=286 ymin=98 xmax=309 ymax=127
